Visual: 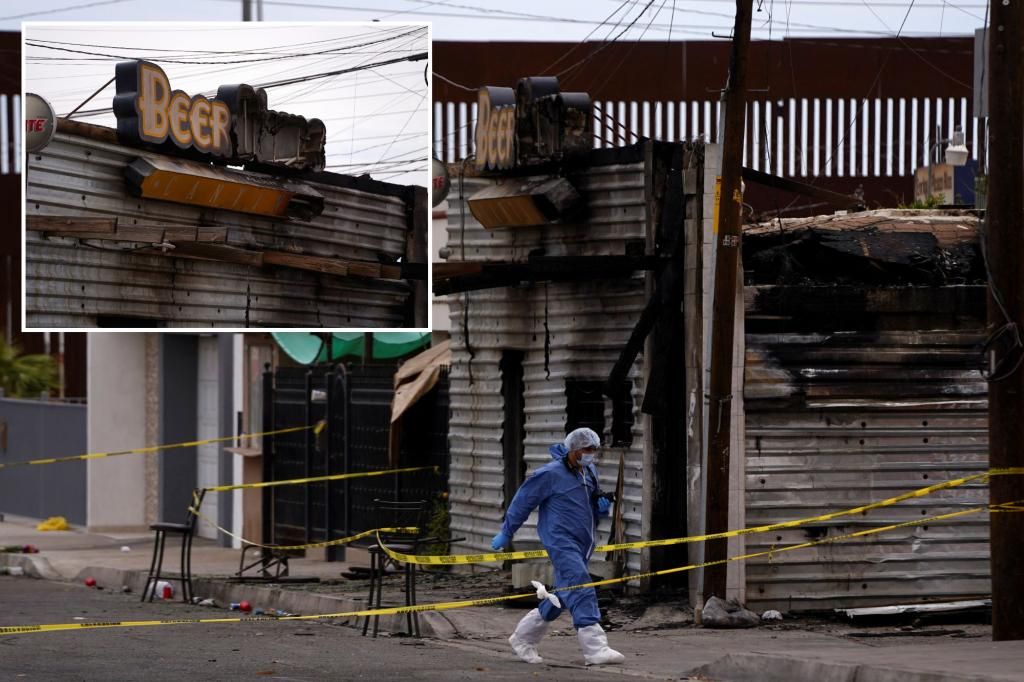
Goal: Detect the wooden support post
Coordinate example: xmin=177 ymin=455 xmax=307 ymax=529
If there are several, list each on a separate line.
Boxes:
xmin=703 ymin=0 xmax=754 ymax=603
xmin=986 ymin=0 xmax=1024 ymax=642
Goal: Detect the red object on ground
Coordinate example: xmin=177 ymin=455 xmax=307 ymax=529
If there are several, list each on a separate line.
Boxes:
xmin=23 ymin=545 xmax=39 ymax=554
xmin=161 ymin=584 xmax=173 ymax=599
xmin=239 ymin=600 xmax=252 ymax=613
xmin=84 ymin=577 xmax=96 ymax=587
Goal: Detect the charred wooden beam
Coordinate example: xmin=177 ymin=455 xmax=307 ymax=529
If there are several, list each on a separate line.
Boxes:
xmin=433 ymin=255 xmax=661 ymax=295
xmin=27 ymin=216 xmax=116 ymax=234
xmin=29 ymin=216 xmax=228 ymax=243
xmin=55 ymin=118 xmax=119 ymax=145
xmin=141 ymin=242 xmax=416 ymax=281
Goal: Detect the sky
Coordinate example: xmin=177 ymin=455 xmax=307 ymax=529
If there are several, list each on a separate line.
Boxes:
xmin=10 ymin=1 xmax=992 ymax=185
xmin=1 ymin=0 xmax=991 ymax=40
xmin=22 ymin=22 xmax=430 ymax=186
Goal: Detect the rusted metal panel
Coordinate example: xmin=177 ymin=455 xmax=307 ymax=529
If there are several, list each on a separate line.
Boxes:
xmin=25 ymin=129 xmax=415 ymax=327
xmin=434 ymin=38 xmax=977 ymax=213
xmin=444 ymin=153 xmax=657 ymax=574
xmin=434 ymin=39 xmax=973 ymax=104
xmin=743 ymin=277 xmax=989 ymax=610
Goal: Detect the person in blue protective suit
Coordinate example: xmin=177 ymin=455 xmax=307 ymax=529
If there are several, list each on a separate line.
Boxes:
xmin=490 ymin=427 xmax=625 ymax=666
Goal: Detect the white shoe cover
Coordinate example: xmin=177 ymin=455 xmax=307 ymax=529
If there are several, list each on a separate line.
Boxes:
xmin=509 ymin=608 xmax=549 ymax=664
xmin=577 ymin=623 xmax=625 ymax=665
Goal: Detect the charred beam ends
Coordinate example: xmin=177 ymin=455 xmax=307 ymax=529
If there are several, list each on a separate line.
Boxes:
xmin=743 ymin=211 xmax=984 ymax=287
xmin=433 ymin=255 xmax=661 ymax=295
xmin=741 ymin=166 xmax=865 ymax=211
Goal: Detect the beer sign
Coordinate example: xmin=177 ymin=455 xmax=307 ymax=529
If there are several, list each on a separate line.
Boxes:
xmin=114 ymin=61 xmax=231 ymax=156
xmin=473 ymin=77 xmax=592 ymax=174
xmin=475 ymin=87 xmax=516 ymax=171
xmin=113 ymin=60 xmax=326 ymax=172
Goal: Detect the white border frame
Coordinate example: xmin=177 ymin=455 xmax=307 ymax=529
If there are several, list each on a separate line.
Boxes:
xmin=21 ymin=20 xmax=433 ymax=333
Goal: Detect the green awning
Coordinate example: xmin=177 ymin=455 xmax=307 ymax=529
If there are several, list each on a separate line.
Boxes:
xmin=271 ymin=332 xmax=431 ymax=365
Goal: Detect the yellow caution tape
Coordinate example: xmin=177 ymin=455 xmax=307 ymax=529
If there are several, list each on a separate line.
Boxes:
xmin=379 ymin=468 xmax=1024 ymax=565
xmin=203 ymin=465 xmax=438 ymax=493
xmin=3 ymin=502 xmax=1019 ymax=637
xmin=0 ymin=422 xmax=325 ymax=471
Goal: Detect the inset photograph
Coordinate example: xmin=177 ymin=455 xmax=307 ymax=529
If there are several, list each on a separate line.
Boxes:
xmin=23 ymin=22 xmax=429 ymax=329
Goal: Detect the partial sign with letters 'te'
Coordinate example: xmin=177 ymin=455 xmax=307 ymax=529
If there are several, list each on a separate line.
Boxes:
xmin=113 ymin=60 xmax=326 ymax=172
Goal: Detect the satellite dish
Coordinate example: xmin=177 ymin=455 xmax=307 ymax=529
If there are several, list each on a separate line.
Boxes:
xmin=431 ymin=157 xmax=450 ymax=208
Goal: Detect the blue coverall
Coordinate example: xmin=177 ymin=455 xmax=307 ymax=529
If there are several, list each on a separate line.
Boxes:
xmin=500 ymin=443 xmax=609 ymax=628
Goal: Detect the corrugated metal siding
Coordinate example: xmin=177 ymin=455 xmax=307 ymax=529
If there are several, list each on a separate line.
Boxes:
xmin=26 ymin=132 xmax=412 ymax=327
xmin=445 ymin=161 xmax=650 ymax=572
xmin=25 ymin=234 xmax=408 ymax=328
xmin=743 ymin=299 xmax=989 ymax=611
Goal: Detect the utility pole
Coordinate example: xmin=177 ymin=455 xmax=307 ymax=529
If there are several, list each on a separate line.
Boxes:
xmin=986 ymin=0 xmax=1024 ymax=642
xmin=242 ymin=0 xmax=252 ymax=21
xmin=703 ymin=0 xmax=753 ymax=602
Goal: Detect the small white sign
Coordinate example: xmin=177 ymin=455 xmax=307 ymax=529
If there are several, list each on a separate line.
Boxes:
xmin=24 ymin=93 xmax=56 ymax=153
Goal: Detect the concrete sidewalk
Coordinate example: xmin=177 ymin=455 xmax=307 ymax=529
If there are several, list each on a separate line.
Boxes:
xmin=3 ymin=515 xmax=1022 ymax=681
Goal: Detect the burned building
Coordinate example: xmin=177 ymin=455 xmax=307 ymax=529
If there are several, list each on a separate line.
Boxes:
xmin=742 ymin=210 xmax=989 ymax=610
xmin=436 ymin=130 xmax=713 ymax=584
xmin=24 ymin=61 xmax=427 ymax=329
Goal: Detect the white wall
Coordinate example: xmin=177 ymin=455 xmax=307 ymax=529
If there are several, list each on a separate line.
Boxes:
xmin=87 ymin=333 xmax=149 ymax=531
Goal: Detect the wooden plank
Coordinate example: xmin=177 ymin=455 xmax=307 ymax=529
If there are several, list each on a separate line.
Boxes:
xmin=263 ymin=251 xmax=403 ymax=280
xmin=433 ymin=262 xmax=484 ymax=278
xmin=263 ymin=251 xmax=349 ymax=277
xmin=55 ymin=118 xmax=119 ymax=145
xmin=147 ymin=242 xmax=265 ymax=267
xmin=30 ymin=215 xmax=228 ymax=244
xmin=27 ymin=215 xmax=116 ymax=233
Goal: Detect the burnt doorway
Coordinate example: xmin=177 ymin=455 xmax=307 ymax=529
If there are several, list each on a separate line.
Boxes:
xmin=500 ymin=351 xmax=526 ymax=508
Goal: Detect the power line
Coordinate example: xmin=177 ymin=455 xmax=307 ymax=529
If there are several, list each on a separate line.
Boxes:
xmin=24 ymin=27 xmax=425 ymax=65
xmin=543 ymin=0 xmax=635 ymax=76
xmin=0 ymin=0 xmax=131 ymax=21
xmin=556 ymin=0 xmax=659 ymax=80
xmin=433 ymin=71 xmax=476 ymax=92
xmin=66 ymin=52 xmax=428 ymax=117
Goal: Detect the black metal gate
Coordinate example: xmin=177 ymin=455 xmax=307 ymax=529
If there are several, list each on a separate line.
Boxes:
xmin=262 ymin=361 xmax=450 ymax=558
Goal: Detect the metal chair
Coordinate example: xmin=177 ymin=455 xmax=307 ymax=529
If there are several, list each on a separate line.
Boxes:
xmin=361 ymin=499 xmax=429 ymax=638
xmin=141 ymin=489 xmax=204 ymax=604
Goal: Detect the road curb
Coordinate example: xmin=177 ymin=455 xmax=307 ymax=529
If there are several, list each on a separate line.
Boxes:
xmin=68 ymin=565 xmax=456 ymax=638
xmin=0 ymin=552 xmax=62 ymax=581
xmin=691 ymin=651 xmax=1005 ymax=682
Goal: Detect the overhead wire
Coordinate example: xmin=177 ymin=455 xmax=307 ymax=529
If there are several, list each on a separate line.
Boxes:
xmin=0 ymin=0 xmax=131 ymax=21
xmin=24 ymin=26 xmax=426 ymax=65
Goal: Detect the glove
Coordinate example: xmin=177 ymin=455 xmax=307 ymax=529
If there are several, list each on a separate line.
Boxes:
xmin=597 ymin=496 xmax=612 ymax=515
xmin=491 ymin=531 xmax=512 ymax=551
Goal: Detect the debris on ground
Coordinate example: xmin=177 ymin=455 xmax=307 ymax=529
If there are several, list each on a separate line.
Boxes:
xmin=701 ymin=596 xmax=761 ymax=629
xmin=761 ymin=609 xmax=783 ymax=622
xmin=621 ymin=603 xmax=694 ymax=631
xmin=36 ymin=516 xmax=69 ymax=532
xmin=1 ymin=544 xmax=38 ymax=553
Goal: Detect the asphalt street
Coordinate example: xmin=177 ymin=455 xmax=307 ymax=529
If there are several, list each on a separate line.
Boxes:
xmin=0 ymin=577 xmax=612 ymax=681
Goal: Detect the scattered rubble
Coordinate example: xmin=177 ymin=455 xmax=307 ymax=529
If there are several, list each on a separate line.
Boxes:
xmin=701 ymin=596 xmax=761 ymax=629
